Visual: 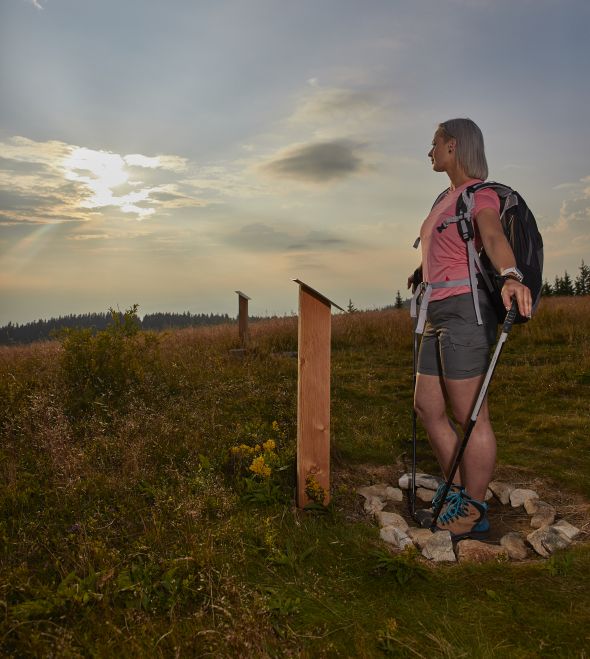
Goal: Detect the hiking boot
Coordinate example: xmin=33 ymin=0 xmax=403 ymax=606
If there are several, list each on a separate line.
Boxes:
xmin=434 ymin=491 xmax=489 ymax=540
xmin=412 ymin=483 xmax=463 ymax=528
xmin=431 ymin=482 xmax=464 ymax=513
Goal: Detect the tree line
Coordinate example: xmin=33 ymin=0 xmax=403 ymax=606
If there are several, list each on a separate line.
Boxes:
xmin=0 ymin=310 xmax=234 ymax=346
xmin=541 ymin=260 xmax=590 ymax=296
xmin=3 ymin=260 xmax=588 ymax=345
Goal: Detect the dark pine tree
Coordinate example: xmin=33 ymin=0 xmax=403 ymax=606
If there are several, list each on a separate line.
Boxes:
xmin=554 ymin=275 xmax=564 ymax=296
xmin=562 ymin=271 xmax=575 ymax=296
xmin=574 ymin=260 xmax=590 ymax=296
xmin=346 ymin=298 xmax=358 ymax=313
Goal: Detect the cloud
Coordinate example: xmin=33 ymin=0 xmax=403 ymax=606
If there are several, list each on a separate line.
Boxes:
xmin=23 ymin=0 xmax=45 ymax=9
xmin=543 ymin=175 xmax=590 ymax=256
xmin=291 ymin=87 xmax=382 ymax=125
xmin=124 ymin=153 xmax=188 ymax=172
xmin=282 ymin=83 xmax=393 ymax=143
xmin=260 ymin=139 xmax=368 ymax=183
xmin=67 ymin=233 xmax=110 ymax=241
xmin=0 ymin=136 xmax=204 ymax=225
xmin=223 ymin=222 xmax=351 ymax=253
xmin=1 ymin=136 xmax=72 ymax=167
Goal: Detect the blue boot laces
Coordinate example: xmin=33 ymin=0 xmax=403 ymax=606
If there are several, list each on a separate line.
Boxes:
xmin=438 ymin=490 xmax=470 ymax=524
xmin=431 ymin=482 xmax=463 ymax=511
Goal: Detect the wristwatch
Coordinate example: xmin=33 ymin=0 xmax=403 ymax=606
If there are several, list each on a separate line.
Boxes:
xmin=500 ymin=267 xmax=524 ymax=283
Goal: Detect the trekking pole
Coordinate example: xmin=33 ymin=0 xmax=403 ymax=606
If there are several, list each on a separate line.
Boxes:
xmin=407 ymin=275 xmax=429 ymax=524
xmin=408 ymin=322 xmax=419 ymax=521
xmin=429 ymin=298 xmax=519 ymax=531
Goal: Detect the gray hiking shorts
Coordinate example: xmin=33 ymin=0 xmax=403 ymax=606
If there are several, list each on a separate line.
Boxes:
xmin=417 ymin=293 xmax=497 ymax=380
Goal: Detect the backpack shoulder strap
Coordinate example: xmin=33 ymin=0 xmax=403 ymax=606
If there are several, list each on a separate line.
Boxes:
xmin=431 ymin=188 xmax=450 ymax=210
xmin=460 ymin=181 xmax=516 ymax=216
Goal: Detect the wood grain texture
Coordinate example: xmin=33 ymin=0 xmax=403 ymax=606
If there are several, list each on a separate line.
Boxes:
xmin=296 ymin=287 xmax=331 ymax=507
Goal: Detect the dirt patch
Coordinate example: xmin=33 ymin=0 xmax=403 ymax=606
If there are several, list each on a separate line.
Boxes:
xmin=332 ymin=461 xmax=590 ymax=546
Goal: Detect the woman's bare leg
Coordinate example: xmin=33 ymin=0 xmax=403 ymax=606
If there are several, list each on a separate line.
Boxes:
xmin=443 ymin=375 xmax=496 ymax=502
xmin=414 ymin=373 xmax=496 ymax=501
xmin=414 ymin=373 xmax=462 ymax=484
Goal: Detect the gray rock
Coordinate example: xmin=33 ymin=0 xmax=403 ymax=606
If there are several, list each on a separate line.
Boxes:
xmin=398 ymin=473 xmax=423 ymax=490
xmin=456 ymin=540 xmax=508 ymax=563
xmin=500 ymin=532 xmax=529 ymax=560
xmin=364 ymin=496 xmax=386 ymax=515
xmin=421 ymin=531 xmax=456 ymax=562
xmin=530 ymin=502 xmax=556 ymax=529
xmin=416 ymin=487 xmax=435 ymax=503
xmin=416 ymin=474 xmax=442 ymax=491
xmin=552 ymin=520 xmax=581 ymax=541
xmin=358 ymin=483 xmax=391 ymax=499
xmin=488 ymin=481 xmax=515 ymax=505
xmin=398 ymin=473 xmax=441 ymax=490
xmin=375 ymin=511 xmax=409 ymax=532
xmin=407 ymin=527 xmax=434 ymax=550
xmin=510 ymin=488 xmax=539 ymax=508
xmin=384 ymin=486 xmax=403 ymax=503
xmin=380 ymin=525 xmax=413 ymax=550
xmin=358 ymin=483 xmax=403 ymax=503
xmin=484 ymin=488 xmax=494 ymax=501
xmin=397 ymin=473 xmax=410 ymax=490
xmin=527 ymin=526 xmax=571 ymax=557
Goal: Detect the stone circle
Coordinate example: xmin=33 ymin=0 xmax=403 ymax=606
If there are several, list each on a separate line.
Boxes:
xmin=357 ymin=473 xmax=583 ymax=563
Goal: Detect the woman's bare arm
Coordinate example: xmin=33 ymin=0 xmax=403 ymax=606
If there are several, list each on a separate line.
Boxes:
xmin=476 ymin=207 xmax=532 ymax=318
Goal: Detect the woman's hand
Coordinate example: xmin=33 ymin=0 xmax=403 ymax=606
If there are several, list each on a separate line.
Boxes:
xmin=501 ymin=278 xmax=532 ymax=318
xmin=408 ymin=265 xmax=423 ymax=292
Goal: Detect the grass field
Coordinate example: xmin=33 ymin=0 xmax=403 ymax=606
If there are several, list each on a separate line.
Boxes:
xmin=1 ymin=297 xmax=589 ymax=657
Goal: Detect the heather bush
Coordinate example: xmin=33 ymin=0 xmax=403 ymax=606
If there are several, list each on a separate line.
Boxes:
xmin=58 ymin=305 xmax=160 ymax=421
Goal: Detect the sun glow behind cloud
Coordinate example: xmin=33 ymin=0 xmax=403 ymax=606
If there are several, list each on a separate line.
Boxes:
xmin=62 ymin=147 xmax=157 ymax=219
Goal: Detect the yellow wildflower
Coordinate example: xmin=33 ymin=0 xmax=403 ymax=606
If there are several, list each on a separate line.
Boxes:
xmin=249 ymin=456 xmax=271 ymax=479
xmin=305 ymin=474 xmax=326 ymax=504
xmin=271 ymin=421 xmax=280 ymax=432
xmin=262 ymin=439 xmax=276 ymax=452
xmin=230 ymin=443 xmax=255 ymax=456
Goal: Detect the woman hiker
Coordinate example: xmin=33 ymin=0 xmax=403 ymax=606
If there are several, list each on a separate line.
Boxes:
xmin=407 ymin=118 xmax=532 ymax=540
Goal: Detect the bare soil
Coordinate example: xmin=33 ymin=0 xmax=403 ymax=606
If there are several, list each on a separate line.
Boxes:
xmin=333 ymin=460 xmax=590 ymax=548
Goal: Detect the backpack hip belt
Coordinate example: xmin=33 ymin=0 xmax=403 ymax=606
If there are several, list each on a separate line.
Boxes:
xmin=410 ymin=279 xmax=472 ymax=334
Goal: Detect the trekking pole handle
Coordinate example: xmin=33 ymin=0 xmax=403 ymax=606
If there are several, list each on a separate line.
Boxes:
xmin=502 ymin=298 xmax=518 ymax=334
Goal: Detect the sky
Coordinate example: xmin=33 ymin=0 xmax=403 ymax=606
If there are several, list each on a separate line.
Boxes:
xmin=1 ymin=0 xmax=589 ymax=324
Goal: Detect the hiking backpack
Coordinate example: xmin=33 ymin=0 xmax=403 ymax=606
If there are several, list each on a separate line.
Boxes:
xmin=411 ymin=182 xmax=543 ymax=332
xmin=454 ymin=181 xmax=543 ymax=323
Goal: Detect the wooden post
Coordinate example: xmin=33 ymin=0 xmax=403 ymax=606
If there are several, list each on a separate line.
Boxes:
xmin=235 ymin=291 xmax=251 ymax=347
xmin=293 ymin=279 xmax=343 ymax=508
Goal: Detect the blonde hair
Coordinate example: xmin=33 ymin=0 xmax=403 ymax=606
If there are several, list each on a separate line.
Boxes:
xmin=438 ymin=118 xmax=488 ymax=180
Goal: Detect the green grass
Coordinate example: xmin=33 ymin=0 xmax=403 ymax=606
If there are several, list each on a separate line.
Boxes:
xmin=0 ymin=298 xmax=589 ymax=657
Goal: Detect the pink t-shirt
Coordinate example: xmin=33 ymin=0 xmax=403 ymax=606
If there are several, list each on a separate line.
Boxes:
xmin=420 ymin=179 xmax=500 ymax=301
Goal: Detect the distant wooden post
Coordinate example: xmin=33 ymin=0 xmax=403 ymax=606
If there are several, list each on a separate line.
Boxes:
xmin=293 ymin=279 xmax=343 ymax=508
xmin=235 ymin=291 xmax=251 ymax=347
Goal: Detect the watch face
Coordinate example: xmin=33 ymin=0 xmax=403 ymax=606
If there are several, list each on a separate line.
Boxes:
xmin=502 ymin=267 xmax=523 ymax=282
